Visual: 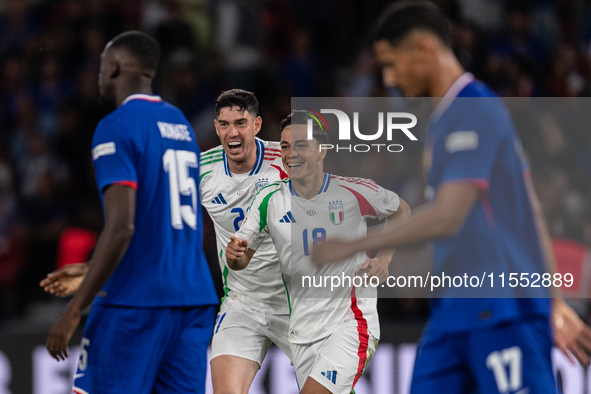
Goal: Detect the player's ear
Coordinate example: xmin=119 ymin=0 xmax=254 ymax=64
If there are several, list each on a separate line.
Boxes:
xmin=254 ymin=116 xmax=262 ymax=135
xmin=318 ymin=142 xmax=327 ymax=160
xmin=214 ymin=119 xmax=220 ymax=137
xmin=109 ymin=61 xmax=120 ymax=79
xmin=413 ymin=33 xmax=436 ymax=60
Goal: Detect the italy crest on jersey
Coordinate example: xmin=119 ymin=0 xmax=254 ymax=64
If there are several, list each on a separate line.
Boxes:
xmin=255 ymin=178 xmax=269 ymax=193
xmin=328 ymin=201 xmax=344 ymax=225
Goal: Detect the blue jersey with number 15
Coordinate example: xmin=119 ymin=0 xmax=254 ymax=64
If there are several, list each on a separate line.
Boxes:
xmin=91 ymin=94 xmax=218 ymax=307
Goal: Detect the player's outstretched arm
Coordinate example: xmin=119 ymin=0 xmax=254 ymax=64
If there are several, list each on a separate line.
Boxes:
xmin=46 ymin=185 xmax=136 ymax=361
xmin=312 ymin=182 xmax=480 ymax=266
xmin=359 ymin=197 xmax=411 ymax=284
xmin=40 ymin=263 xmax=88 ymax=297
xmin=226 ymin=235 xmax=255 ymax=270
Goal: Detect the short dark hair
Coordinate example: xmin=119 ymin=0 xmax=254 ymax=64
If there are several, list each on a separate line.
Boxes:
xmin=109 ymin=31 xmax=161 ymax=71
xmin=215 ymin=89 xmax=259 ymax=117
xmin=373 ymin=1 xmax=451 ymax=48
xmin=280 ymin=110 xmax=329 ymax=145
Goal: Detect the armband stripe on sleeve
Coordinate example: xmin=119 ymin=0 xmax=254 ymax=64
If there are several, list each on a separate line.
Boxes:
xmin=111 ymin=180 xmax=138 ymax=190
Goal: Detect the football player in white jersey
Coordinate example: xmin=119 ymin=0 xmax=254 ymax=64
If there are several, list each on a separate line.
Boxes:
xmin=39 ymin=89 xmax=293 ymax=394
xmin=226 ymin=110 xmax=411 ymax=394
xmin=202 ymin=89 xmax=293 ymax=394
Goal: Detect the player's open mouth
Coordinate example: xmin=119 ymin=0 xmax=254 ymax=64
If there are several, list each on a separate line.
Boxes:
xmin=227 ymin=141 xmax=242 ymax=153
xmin=289 ymin=162 xmax=303 ymax=168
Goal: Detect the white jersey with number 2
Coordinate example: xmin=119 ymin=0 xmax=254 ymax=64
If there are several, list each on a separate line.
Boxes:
xmin=200 ymin=138 xmax=289 ymax=313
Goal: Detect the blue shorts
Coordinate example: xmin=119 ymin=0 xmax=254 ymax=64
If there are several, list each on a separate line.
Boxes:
xmin=411 ymin=317 xmax=555 ymax=394
xmin=72 ymin=304 xmax=216 ymax=394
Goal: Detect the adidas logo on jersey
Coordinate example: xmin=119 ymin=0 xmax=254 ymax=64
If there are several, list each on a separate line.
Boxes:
xmin=279 ymin=211 xmax=296 ymax=223
xmin=211 ymin=193 xmax=227 ymax=204
xmin=321 ymin=370 xmax=337 ymax=384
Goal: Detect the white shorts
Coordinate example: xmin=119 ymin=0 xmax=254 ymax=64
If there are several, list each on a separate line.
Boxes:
xmin=210 ymin=293 xmax=291 ymax=366
xmin=291 ymin=325 xmax=378 ymax=393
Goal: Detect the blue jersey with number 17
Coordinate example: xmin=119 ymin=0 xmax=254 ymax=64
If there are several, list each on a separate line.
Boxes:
xmin=426 ymin=75 xmax=550 ymax=336
xmin=91 ymin=94 xmax=218 ymax=307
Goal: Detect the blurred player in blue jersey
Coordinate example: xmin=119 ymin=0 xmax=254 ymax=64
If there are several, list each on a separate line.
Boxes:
xmin=312 ymin=2 xmax=591 ymax=393
xmin=43 ymin=31 xmax=218 ymax=394
xmin=42 ymin=89 xmax=294 ymax=394
xmin=41 ymin=89 xmax=293 ymax=393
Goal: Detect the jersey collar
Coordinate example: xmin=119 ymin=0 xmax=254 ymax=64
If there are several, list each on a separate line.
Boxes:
xmin=121 ymin=94 xmax=163 ymax=106
xmin=289 ymin=173 xmax=331 ymax=196
xmin=431 ymin=72 xmax=475 ymax=123
xmin=223 ymin=138 xmax=265 ymax=177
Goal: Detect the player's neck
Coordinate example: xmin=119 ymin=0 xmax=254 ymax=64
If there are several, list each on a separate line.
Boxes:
xmin=428 ymin=51 xmax=465 ymax=98
xmin=115 ymin=80 xmax=154 ymax=107
xmin=292 ymin=170 xmax=325 ymax=200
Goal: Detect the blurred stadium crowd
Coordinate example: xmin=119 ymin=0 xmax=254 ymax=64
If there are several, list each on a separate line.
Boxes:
xmin=1 ymin=0 xmax=591 ymax=322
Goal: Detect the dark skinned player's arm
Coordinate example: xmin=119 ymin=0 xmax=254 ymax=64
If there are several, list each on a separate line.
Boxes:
xmin=316 ymin=177 xmax=591 ymax=366
xmin=312 ymin=182 xmax=480 ymax=267
xmin=67 ymin=184 xmax=136 ymax=311
xmin=347 ymin=182 xmax=479 ymax=253
xmin=46 ymin=184 xmax=136 ymax=360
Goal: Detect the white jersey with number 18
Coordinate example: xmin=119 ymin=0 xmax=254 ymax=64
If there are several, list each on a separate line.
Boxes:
xmin=236 ymin=174 xmax=400 ymax=344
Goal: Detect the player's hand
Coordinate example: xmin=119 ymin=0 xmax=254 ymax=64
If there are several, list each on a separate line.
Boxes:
xmin=40 ymin=263 xmax=88 ymax=297
xmin=358 ymin=258 xmax=389 ymax=284
xmin=311 ymin=240 xmax=355 ymax=267
xmin=46 ymin=308 xmax=81 ymax=361
xmin=553 ymin=299 xmax=591 ymax=366
xmin=226 ymin=235 xmax=249 ymax=260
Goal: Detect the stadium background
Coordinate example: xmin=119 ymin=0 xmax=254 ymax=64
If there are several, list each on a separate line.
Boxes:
xmin=0 ymin=0 xmax=591 ymax=392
